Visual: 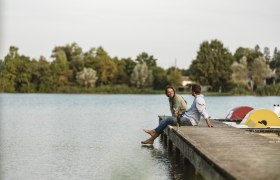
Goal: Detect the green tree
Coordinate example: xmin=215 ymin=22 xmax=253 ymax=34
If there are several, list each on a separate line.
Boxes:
xmin=0 ymin=46 xmax=34 ymax=92
xmin=168 ymin=68 xmax=183 ymax=87
xmin=251 ymin=56 xmax=272 ymax=87
xmin=135 ymin=52 xmax=157 ymax=68
xmin=166 ymin=66 xmax=177 ymax=74
xmin=76 ymin=67 xmax=98 ymax=88
xmin=15 ymin=55 xmax=33 ymax=92
xmin=52 ymin=43 xmax=84 ymax=83
xmin=94 ymin=47 xmax=117 ymax=85
xmin=31 ymin=57 xmax=54 ymax=92
xmin=50 ymin=49 xmax=72 ymax=90
xmin=189 ymin=39 xmax=234 ymax=91
xmin=112 ymin=57 xmax=136 ymax=85
xmin=0 ymin=60 xmax=3 ymax=70
xmin=84 ymin=48 xmax=97 ymax=69
xmin=231 ymin=56 xmax=248 ymax=88
xmin=130 ymin=62 xmax=153 ymax=88
xmin=121 ymin=58 xmax=136 ymax=82
xmin=270 ymin=48 xmax=280 ymax=83
xmin=0 ymin=46 xmax=19 ymax=92
xmin=181 ymin=68 xmax=189 ymax=76
xmin=112 ymin=57 xmax=126 ymax=84
xmin=263 ymin=47 xmax=271 ymax=63
xmin=234 ymin=47 xmax=263 ymax=69
xmin=152 ymin=66 xmax=168 ymax=89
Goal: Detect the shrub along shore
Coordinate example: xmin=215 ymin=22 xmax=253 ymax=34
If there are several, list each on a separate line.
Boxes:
xmin=4 ymin=84 xmax=278 ymax=96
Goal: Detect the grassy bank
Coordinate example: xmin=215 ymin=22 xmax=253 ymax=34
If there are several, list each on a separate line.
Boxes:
xmin=55 ymin=85 xmax=164 ymax=94
xmin=2 ymin=84 xmax=280 ymax=96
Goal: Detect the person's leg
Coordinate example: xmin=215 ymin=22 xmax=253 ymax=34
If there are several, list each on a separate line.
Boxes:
xmin=141 ymin=116 xmax=177 ymax=145
xmin=142 ymin=117 xmax=196 ymax=144
xmin=143 ymin=129 xmax=156 ymax=136
xmin=154 ymin=116 xmax=177 ymax=135
xmin=142 ymin=116 xmax=177 ymax=141
xmin=143 ymin=116 xmax=176 ymax=136
xmin=180 ymin=117 xmax=196 ymax=126
xmin=141 ymin=134 xmax=157 ymax=144
xmin=141 ymin=116 xmax=177 ymax=144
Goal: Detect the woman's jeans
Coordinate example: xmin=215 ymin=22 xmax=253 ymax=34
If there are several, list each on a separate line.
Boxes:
xmin=155 ymin=116 xmax=193 ymax=135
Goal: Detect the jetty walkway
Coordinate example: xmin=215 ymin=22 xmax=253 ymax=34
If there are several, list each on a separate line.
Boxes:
xmin=162 ymin=119 xmax=280 ymax=180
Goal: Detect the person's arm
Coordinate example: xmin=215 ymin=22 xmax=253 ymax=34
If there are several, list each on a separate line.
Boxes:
xmin=172 ymin=95 xmax=187 ymax=116
xmin=171 ymin=96 xmax=180 ymax=116
xmin=196 ymin=97 xmax=213 ymax=128
xmin=168 ymin=100 xmax=175 ymax=116
xmin=204 ymin=117 xmax=213 ymax=127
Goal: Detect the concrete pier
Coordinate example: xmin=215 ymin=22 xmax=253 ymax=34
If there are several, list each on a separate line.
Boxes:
xmin=162 ymin=119 xmax=280 ymax=180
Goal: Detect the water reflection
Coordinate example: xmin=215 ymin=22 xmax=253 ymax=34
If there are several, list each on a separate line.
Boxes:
xmin=141 ymin=138 xmax=204 ymax=180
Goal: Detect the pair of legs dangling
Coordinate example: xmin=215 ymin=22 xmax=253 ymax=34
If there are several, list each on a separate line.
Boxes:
xmin=141 ymin=116 xmax=178 ymax=145
xmin=141 ymin=116 xmax=194 ymax=145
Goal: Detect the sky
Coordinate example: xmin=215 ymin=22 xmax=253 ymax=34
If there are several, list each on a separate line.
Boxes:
xmin=0 ymin=0 xmax=279 ymax=69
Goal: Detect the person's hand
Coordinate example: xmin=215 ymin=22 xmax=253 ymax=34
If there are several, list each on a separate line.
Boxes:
xmin=205 ymin=118 xmax=213 ymax=128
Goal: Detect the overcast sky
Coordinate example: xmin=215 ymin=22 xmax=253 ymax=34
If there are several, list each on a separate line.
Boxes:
xmin=1 ymin=0 xmax=279 ymax=69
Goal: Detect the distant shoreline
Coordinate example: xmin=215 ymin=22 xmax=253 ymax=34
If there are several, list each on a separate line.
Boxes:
xmin=0 ymin=91 xmax=275 ymax=96
xmin=1 ymin=84 xmax=279 ymax=96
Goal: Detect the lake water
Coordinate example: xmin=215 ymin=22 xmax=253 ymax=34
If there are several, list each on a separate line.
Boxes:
xmin=0 ymin=94 xmax=279 ymax=180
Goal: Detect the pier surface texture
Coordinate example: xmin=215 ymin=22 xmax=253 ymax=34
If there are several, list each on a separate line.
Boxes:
xmin=162 ymin=120 xmax=280 ymax=180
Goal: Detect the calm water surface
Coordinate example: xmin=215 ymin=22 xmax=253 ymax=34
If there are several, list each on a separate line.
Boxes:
xmin=0 ymin=94 xmax=279 ymax=180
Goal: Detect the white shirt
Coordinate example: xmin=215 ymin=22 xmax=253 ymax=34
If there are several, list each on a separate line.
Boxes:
xmin=181 ymin=94 xmax=209 ymax=125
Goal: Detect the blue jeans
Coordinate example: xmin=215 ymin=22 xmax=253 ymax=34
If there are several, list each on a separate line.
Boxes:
xmin=155 ymin=116 xmax=193 ymax=135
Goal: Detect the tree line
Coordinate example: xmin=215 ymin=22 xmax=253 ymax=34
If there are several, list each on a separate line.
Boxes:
xmin=189 ymin=40 xmax=280 ymax=93
xmin=0 ymin=40 xmax=279 ymax=94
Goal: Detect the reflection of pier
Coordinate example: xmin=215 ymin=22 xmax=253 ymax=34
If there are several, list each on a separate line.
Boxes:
xmin=161 ymin=119 xmax=280 ymax=180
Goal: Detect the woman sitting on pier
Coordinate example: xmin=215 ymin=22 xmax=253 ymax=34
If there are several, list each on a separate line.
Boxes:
xmin=165 ymin=85 xmax=188 ymax=117
xmin=141 ymin=84 xmax=213 ymax=145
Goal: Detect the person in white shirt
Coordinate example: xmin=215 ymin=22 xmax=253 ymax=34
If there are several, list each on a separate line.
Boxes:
xmin=141 ymin=84 xmax=213 ymax=145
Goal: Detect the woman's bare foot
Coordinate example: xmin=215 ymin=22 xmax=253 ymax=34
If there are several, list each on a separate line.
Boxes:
xmin=143 ymin=129 xmax=156 ymax=137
